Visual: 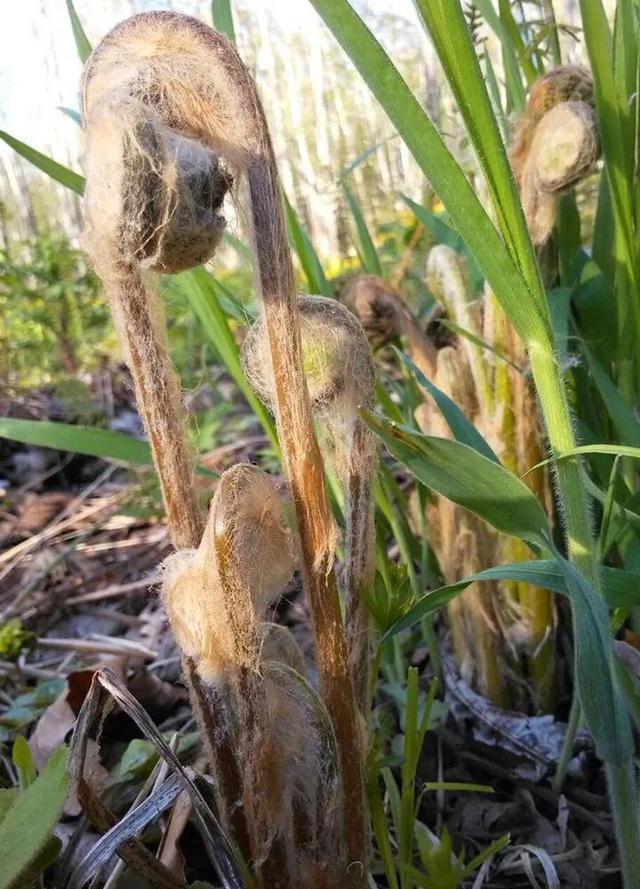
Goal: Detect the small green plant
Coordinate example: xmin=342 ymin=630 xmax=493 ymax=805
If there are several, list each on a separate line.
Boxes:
xmin=0 ymin=619 xmax=36 ymax=662
xmin=0 ymin=234 xmax=108 ymax=385
xmin=0 ymin=742 xmax=69 ymax=889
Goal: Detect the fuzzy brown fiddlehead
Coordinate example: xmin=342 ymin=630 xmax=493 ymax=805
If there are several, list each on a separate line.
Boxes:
xmin=341 ymin=274 xmax=437 ymax=379
xmin=509 ymin=66 xmax=599 ymax=246
xmin=164 ymin=464 xmax=342 ymax=886
xmin=243 ymin=296 xmax=378 ymax=713
xmin=83 ymin=12 xmax=366 ymax=882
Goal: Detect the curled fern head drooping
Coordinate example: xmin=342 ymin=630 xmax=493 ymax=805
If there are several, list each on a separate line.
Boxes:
xmin=510 ymin=65 xmax=599 ymax=245
xmin=81 ymin=13 xmax=239 ymax=277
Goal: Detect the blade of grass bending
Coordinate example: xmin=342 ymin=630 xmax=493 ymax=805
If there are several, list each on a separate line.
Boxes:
xmin=556 ymin=557 xmax=632 ymax=765
xmin=0 ymin=418 xmax=152 ymax=465
xmin=222 ymin=230 xmax=252 ymax=261
xmin=459 ymin=834 xmax=511 ymax=881
xmin=384 ymin=560 xmax=640 ymax=639
xmin=306 ymin=0 xmax=549 ymax=346
xmin=0 ymin=418 xmax=218 ymax=478
xmin=65 ymin=0 xmax=92 ymax=62
xmin=366 ymin=766 xmax=399 ymax=889
xmin=211 ymin=0 xmax=236 ymax=43
xmin=580 ymin=0 xmax=639 ymax=357
xmin=394 ymin=349 xmax=499 ymax=463
xmin=412 ymin=0 xmax=548 ymax=323
xmin=598 ymin=457 xmax=623 ymax=559
xmin=583 ymin=349 xmax=640 ymax=448
xmin=468 ymin=0 xmax=525 ymax=109
xmin=283 ymin=192 xmax=332 ymax=297
xmin=58 ymin=107 xmax=82 ymax=126
xmin=342 ymin=179 xmax=382 ymax=275
xmin=363 ymin=409 xmax=551 ymax=552
xmin=341 ymin=135 xmax=396 ymax=178
xmin=0 ymin=131 xmax=84 ymax=195
xmin=529 ymin=443 xmax=640 ymax=474
xmin=174 ymin=269 xmax=279 ymax=454
xmin=401 ymin=194 xmax=463 ymax=252
xmin=496 ymin=0 xmax=538 ymax=84
xmin=436 ymin=320 xmax=522 ymax=371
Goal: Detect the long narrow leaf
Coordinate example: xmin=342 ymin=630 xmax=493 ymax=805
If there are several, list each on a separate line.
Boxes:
xmin=0 ymin=418 xmax=152 ymax=465
xmin=283 ymin=193 xmax=332 ymax=296
xmin=385 ymin=560 xmax=640 ymax=639
xmin=0 ymin=131 xmax=84 ymax=195
xmin=65 ymin=0 xmax=92 ymax=62
xmin=0 ymin=418 xmax=218 ymax=478
xmin=174 ymin=269 xmax=279 ymax=453
xmin=211 ymin=0 xmax=236 ymax=43
xmin=342 ymin=179 xmax=382 ymax=275
xmin=394 ymin=349 xmax=499 ymax=463
xmin=363 ymin=410 xmax=551 ymax=551
xmin=557 ymin=557 xmax=633 ymax=763
xmin=473 ymin=0 xmax=525 ymax=109
xmin=413 ymin=0 xmax=547 ymax=321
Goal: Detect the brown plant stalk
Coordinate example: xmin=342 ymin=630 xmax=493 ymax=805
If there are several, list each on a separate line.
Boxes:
xmin=82 ymin=11 xmax=366 ymax=881
xmin=164 ymin=463 xmax=342 ymax=886
xmin=243 ymin=296 xmax=378 ymax=714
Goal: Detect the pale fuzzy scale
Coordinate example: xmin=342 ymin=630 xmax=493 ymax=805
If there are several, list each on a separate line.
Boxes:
xmin=162 ymin=464 xmax=294 ymax=680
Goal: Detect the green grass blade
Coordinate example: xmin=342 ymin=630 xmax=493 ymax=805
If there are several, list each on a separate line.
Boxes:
xmin=283 ymin=192 xmax=332 ymax=296
xmin=413 ymin=0 xmax=547 ymax=321
xmin=366 ymin=767 xmax=399 ymax=889
xmin=471 ymin=0 xmax=526 ymax=109
xmin=557 ymin=557 xmax=633 ymax=764
xmin=222 ymin=230 xmax=252 ymax=261
xmin=0 ymin=131 xmax=84 ymax=195
xmin=58 ymin=107 xmax=82 ymax=126
xmin=342 ymin=179 xmax=382 ymax=275
xmin=580 ymin=0 xmax=637 ymax=318
xmin=459 ymin=834 xmax=511 ymax=880
xmin=0 ymin=745 xmax=69 ymax=889
xmin=174 ymin=269 xmax=280 ymax=453
xmin=385 ymin=560 xmax=640 ymax=639
xmin=65 ymin=0 xmax=92 ymax=63
xmin=341 ymin=135 xmax=395 ymax=178
xmin=307 ymin=0 xmax=548 ymax=346
xmin=0 ymin=418 xmax=153 ymax=465
xmin=531 ymin=444 xmax=640 ymax=473
xmin=496 ymin=0 xmax=538 ymax=84
xmin=363 ymin=409 xmax=551 ymax=552
xmin=400 ymin=194 xmax=463 ymax=251
xmin=584 ymin=350 xmax=640 ymax=447
xmin=395 ymin=349 xmax=499 ymax=463
xmin=0 ymin=417 xmax=218 ymax=478
xmin=211 ymin=0 xmax=236 ymax=43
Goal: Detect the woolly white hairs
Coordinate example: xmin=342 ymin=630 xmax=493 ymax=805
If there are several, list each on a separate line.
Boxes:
xmin=162 ymin=463 xmax=294 ymax=680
